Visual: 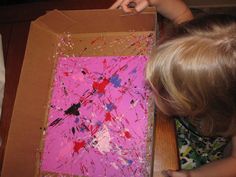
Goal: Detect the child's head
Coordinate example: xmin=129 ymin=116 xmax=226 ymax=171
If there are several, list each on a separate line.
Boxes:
xmin=146 ymin=14 xmax=236 ymax=136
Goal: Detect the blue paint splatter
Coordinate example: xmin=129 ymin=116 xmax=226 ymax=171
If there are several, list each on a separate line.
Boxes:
xmin=129 ymin=67 xmax=137 ymax=74
xmin=106 ymin=103 xmax=116 ymax=112
xmin=96 ymin=121 xmax=103 ymax=127
xmin=110 ymin=74 xmax=121 ymax=88
xmin=74 ymin=117 xmax=80 ymax=124
xmin=127 ymin=159 xmax=133 ymax=165
xmin=79 ymin=126 xmax=85 ymax=132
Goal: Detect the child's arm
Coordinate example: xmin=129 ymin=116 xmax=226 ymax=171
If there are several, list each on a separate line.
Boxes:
xmin=110 ymin=0 xmax=193 ymax=24
xmin=166 ymin=136 xmax=236 ymax=177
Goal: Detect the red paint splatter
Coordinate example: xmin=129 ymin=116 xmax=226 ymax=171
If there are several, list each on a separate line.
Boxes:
xmin=92 ymin=78 xmax=109 ymax=93
xmin=73 ymin=140 xmax=86 ymax=153
xmin=119 ymin=64 xmax=128 ymax=71
xmin=90 ymin=125 xmax=99 ymax=136
xmin=125 ymin=118 xmax=130 ymax=124
xmin=64 ymin=72 xmax=69 ymax=76
xmin=140 ymin=103 xmax=145 ymax=110
xmin=103 ymin=59 xmax=108 ymax=69
xmin=124 ymin=131 xmax=132 ymax=139
xmin=90 ymin=37 xmax=101 ymax=45
xmin=118 ymin=87 xmax=128 ymax=94
xmin=105 ymin=112 xmax=112 ymax=121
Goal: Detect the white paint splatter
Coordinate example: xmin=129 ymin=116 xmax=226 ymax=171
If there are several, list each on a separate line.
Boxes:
xmin=92 ymin=125 xmax=111 ymax=154
xmin=110 ymin=162 xmax=119 ymax=169
xmin=130 ymin=99 xmax=139 ymax=109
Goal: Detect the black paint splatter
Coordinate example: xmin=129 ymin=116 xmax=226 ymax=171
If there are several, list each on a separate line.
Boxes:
xmin=130 ymin=100 xmax=134 ymax=104
xmin=72 ymin=127 xmax=76 ymax=135
xmin=64 ymin=102 xmax=81 ymax=116
xmin=63 ymin=87 xmax=68 ymax=96
xmin=49 ymin=118 xmax=63 ymax=127
xmin=39 ymin=127 xmax=46 ymax=131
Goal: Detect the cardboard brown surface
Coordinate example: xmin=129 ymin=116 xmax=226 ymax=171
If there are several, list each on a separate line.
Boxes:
xmin=1 ymin=9 xmax=157 ymax=177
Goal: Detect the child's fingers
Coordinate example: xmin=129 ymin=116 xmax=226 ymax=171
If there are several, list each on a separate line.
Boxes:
xmin=135 ymin=0 xmax=149 ymax=12
xmin=162 ymin=170 xmax=171 ymax=177
xmin=162 ymin=170 xmax=189 ymax=177
xmin=110 ymin=0 xmax=148 ymax=13
xmin=109 ymin=0 xmax=124 ymax=9
xmin=121 ymin=0 xmax=133 ymax=12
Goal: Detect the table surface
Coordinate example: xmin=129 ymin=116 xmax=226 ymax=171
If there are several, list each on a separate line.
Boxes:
xmin=0 ymin=1 xmax=178 ymax=176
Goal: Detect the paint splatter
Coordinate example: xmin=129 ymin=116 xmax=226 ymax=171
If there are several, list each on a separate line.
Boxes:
xmin=130 ymin=67 xmax=137 ymax=74
xmin=73 ymin=140 xmax=86 ymax=153
xmin=106 ymin=103 xmax=116 ymax=112
xmin=64 ymin=102 xmax=81 ymax=116
xmin=72 ymin=127 xmax=76 ymax=135
xmin=41 ymin=56 xmax=150 ymax=177
xmin=92 ymin=125 xmax=111 ymax=154
xmin=74 ymin=117 xmax=80 ymax=124
xmin=110 ymin=74 xmax=122 ymax=88
xmin=105 ymin=112 xmax=112 ymax=122
xmin=92 ymin=78 xmax=109 ymax=94
xmin=49 ymin=118 xmax=63 ymax=127
xmin=124 ymin=130 xmax=132 ymax=139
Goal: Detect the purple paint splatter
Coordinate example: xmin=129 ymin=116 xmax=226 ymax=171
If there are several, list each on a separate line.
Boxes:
xmin=41 ymin=56 xmax=150 ymax=177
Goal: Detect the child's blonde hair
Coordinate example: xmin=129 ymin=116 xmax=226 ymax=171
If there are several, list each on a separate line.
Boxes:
xmin=146 ymin=14 xmax=236 ymax=137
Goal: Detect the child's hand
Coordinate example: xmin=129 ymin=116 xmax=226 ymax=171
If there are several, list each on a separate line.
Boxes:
xmin=163 ymin=170 xmax=191 ymax=177
xmin=110 ymin=0 xmax=150 ymax=13
xmin=110 ymin=0 xmax=193 ymax=24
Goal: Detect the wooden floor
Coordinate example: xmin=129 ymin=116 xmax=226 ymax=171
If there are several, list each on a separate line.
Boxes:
xmin=0 ymin=1 xmax=178 ymax=176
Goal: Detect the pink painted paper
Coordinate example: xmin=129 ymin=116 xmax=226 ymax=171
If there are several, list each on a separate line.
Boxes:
xmin=41 ymin=56 xmax=150 ymax=177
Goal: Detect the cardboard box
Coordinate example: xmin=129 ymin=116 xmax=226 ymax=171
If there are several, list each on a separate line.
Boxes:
xmin=1 ymin=9 xmax=157 ymax=177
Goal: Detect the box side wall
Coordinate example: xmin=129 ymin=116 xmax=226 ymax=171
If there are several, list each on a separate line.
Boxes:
xmin=1 ymin=23 xmax=58 ymax=177
xmin=38 ymin=9 xmax=156 ymax=33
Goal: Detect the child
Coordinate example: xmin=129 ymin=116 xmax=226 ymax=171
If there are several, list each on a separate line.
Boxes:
xmin=110 ymin=0 xmax=193 ymax=24
xmin=146 ymin=14 xmax=236 ymax=177
xmin=111 ymin=1 xmax=236 ymax=176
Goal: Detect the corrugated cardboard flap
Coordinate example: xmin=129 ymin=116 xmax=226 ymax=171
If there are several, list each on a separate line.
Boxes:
xmin=35 ymin=9 xmax=156 ymax=34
